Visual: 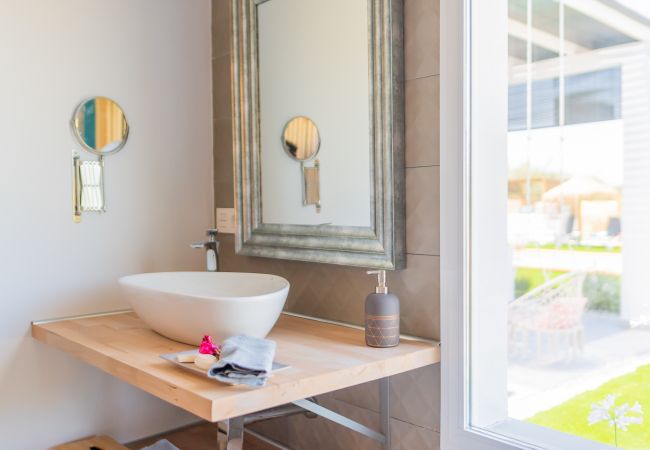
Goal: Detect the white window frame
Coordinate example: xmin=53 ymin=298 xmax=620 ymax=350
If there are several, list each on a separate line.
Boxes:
xmin=440 ymin=0 xmax=620 ymax=449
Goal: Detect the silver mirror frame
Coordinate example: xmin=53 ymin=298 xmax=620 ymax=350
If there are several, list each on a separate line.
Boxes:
xmin=232 ymin=0 xmax=405 ymax=270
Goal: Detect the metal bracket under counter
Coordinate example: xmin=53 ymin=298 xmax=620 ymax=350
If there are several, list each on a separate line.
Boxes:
xmin=219 ymin=380 xmax=391 ymax=450
xmin=32 ymin=310 xmax=440 ymax=450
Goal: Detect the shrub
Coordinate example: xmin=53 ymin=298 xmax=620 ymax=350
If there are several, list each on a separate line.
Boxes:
xmin=584 ymin=274 xmax=621 ymax=313
xmin=515 ymin=277 xmax=531 ymax=298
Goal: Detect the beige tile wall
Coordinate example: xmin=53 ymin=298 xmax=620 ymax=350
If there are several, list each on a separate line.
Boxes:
xmin=211 ymin=0 xmax=440 ymax=447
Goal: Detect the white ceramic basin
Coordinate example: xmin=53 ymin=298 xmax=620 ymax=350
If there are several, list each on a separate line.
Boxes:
xmin=119 ymin=272 xmax=289 ymax=345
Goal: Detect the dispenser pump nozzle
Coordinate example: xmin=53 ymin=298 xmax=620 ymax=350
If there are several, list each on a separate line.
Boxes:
xmin=367 ymin=270 xmax=388 ymax=294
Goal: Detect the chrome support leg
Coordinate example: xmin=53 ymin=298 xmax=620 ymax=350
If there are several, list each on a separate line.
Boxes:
xmin=291 ymin=376 xmax=391 ymax=449
xmin=292 ymin=398 xmax=385 ymax=442
xmin=218 ymin=378 xmax=392 ymax=450
xmin=245 ymin=428 xmax=293 ymax=450
xmin=226 ymin=416 xmax=244 ymax=450
xmin=380 ymin=377 xmax=391 ymax=450
xmin=216 ymin=400 xmax=319 ymax=449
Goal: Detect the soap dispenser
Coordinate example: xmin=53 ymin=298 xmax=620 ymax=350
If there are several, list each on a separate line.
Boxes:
xmin=365 ymin=270 xmax=400 ymax=348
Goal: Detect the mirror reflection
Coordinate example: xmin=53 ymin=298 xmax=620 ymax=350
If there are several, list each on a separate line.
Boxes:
xmin=281 ymin=116 xmax=320 ymax=161
xmin=72 ymin=97 xmax=129 ymax=156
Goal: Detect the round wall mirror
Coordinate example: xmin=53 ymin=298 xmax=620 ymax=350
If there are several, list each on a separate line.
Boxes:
xmin=71 ymin=97 xmax=129 ymax=156
xmin=281 ymin=116 xmax=320 ymax=161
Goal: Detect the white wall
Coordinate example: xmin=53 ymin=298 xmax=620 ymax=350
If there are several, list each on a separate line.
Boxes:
xmin=0 ymin=1 xmax=213 ymax=448
xmin=621 ymin=44 xmax=650 ymax=322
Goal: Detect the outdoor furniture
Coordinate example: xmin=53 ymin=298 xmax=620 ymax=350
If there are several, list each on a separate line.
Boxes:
xmin=584 ymin=216 xmax=622 ymax=249
xmin=509 ymin=271 xmax=587 ymax=362
xmin=542 ymin=176 xmax=620 ymax=243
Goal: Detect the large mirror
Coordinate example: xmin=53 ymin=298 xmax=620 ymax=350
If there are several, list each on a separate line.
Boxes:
xmin=232 ymin=0 xmax=404 ymax=269
xmin=71 ymin=97 xmax=129 ymax=156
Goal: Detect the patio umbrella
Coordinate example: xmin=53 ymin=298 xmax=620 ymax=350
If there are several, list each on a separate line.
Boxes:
xmin=542 ymin=176 xmax=620 ymax=238
xmin=542 ymin=176 xmax=619 ymax=202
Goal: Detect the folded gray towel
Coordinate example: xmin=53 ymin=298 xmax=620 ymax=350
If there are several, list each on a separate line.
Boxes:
xmin=207 ymin=334 xmax=276 ymax=387
xmin=141 ymin=439 xmax=180 ymax=450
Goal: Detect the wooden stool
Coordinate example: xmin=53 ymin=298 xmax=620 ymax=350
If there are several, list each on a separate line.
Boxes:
xmin=51 ymin=435 xmax=128 ymax=450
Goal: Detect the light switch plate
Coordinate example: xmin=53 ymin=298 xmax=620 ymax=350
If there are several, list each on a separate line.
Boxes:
xmin=216 ymin=208 xmax=236 ymax=234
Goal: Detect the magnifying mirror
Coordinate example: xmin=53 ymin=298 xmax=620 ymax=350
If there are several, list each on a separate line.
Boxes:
xmin=71 ymin=97 xmax=129 ymax=156
xmin=281 ymin=116 xmax=322 ymax=212
xmin=281 ymin=116 xmax=320 ymax=161
xmin=70 ymin=96 xmax=129 ymax=222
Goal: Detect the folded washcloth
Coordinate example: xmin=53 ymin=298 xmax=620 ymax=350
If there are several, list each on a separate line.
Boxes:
xmin=207 ymin=334 xmax=276 ymax=387
xmin=141 ymin=439 xmax=180 ymax=450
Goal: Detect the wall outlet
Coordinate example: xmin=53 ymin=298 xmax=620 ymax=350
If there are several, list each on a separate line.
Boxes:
xmin=216 ymin=208 xmax=236 ymax=234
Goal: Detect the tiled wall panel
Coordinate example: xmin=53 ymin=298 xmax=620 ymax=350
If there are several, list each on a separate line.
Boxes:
xmin=211 ymin=0 xmax=440 ymax=447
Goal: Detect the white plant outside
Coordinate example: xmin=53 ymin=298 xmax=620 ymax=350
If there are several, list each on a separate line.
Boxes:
xmin=588 ymin=394 xmax=644 ymax=447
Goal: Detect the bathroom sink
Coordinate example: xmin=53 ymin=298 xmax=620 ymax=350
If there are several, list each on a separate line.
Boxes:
xmin=119 ymin=272 xmax=290 ymax=345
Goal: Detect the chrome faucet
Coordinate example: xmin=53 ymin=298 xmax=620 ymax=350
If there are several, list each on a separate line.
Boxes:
xmin=191 ymin=229 xmax=220 ymax=272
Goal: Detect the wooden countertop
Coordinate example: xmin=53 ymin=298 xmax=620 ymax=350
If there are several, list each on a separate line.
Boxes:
xmin=32 ymin=312 xmax=440 ymax=422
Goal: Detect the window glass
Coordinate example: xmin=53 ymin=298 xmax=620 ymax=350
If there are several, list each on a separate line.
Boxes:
xmin=474 ymin=1 xmax=650 ymax=448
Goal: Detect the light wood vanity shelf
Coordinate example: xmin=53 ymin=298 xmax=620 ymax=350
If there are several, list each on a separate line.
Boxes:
xmin=32 ymin=311 xmax=439 ymax=450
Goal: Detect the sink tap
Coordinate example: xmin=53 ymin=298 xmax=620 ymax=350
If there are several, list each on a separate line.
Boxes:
xmin=191 ymin=229 xmax=220 ymax=272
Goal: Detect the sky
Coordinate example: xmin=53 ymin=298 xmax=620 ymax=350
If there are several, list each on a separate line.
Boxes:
xmin=616 ymin=0 xmax=650 ymax=20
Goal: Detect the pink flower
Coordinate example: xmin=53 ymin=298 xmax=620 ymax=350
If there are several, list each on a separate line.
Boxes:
xmin=199 ymin=335 xmax=218 ymax=355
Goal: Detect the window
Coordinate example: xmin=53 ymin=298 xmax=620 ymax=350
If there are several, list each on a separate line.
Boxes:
xmin=565 ymin=68 xmax=622 ymax=125
xmin=442 ymin=0 xmax=650 ymax=449
xmin=509 ymin=68 xmax=622 ymax=131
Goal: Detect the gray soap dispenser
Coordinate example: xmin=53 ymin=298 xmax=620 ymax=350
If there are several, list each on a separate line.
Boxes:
xmin=365 ymin=270 xmax=400 ymax=348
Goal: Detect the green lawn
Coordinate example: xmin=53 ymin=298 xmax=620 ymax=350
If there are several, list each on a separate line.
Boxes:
xmin=525 ymin=243 xmax=622 ymax=253
xmin=515 ymin=268 xmax=567 ymax=298
xmin=527 ymin=364 xmax=650 ymax=449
